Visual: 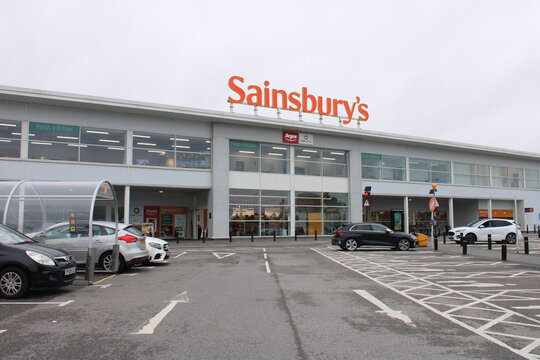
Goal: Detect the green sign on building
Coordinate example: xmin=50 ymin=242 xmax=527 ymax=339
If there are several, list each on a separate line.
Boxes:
xmin=161 ymin=214 xmax=173 ymax=225
xmin=29 ymin=122 xmax=80 ymax=136
xmin=229 ymin=140 xmax=259 ymax=150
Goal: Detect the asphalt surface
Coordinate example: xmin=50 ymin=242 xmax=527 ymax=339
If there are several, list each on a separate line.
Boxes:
xmin=1 ymin=241 xmax=539 ymax=359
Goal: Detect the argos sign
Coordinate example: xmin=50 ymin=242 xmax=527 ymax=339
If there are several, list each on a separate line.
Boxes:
xmin=228 ymin=76 xmax=369 ymax=124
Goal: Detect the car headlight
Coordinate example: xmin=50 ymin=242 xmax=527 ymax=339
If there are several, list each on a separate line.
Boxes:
xmin=148 ymin=242 xmax=161 ymax=250
xmin=26 ymin=251 xmax=56 ymax=266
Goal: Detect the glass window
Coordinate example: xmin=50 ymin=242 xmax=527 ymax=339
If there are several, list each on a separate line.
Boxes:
xmin=409 ymin=158 xmax=451 ymax=183
xmin=80 ymin=127 xmax=126 ymax=164
xmin=322 ymin=150 xmax=348 ymax=177
xmin=28 ymin=122 xmax=80 ymax=161
xmin=454 ymin=162 xmax=490 ymax=186
xmin=362 ymin=153 xmax=405 ymax=181
xmin=492 ymin=166 xmax=523 ymax=188
xmin=229 ymin=140 xmax=260 ymax=172
xmin=525 ymin=169 xmax=540 ymax=189
xmin=0 ymin=120 xmax=21 ymax=158
xmin=230 ymin=189 xmax=290 ymax=236
xmin=261 ymin=144 xmax=289 ymax=174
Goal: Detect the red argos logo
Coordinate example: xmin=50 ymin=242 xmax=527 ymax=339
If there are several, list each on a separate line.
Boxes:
xmin=282 ymin=131 xmax=299 ymax=144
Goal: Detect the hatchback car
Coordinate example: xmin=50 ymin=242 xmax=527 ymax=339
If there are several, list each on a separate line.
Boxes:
xmin=448 ymin=218 xmax=523 ymax=244
xmin=30 ymin=221 xmax=148 ymax=272
xmin=0 ymin=224 xmax=77 ymax=299
xmin=332 ymin=223 xmax=418 ymax=251
xmin=120 ymin=226 xmax=169 ymax=264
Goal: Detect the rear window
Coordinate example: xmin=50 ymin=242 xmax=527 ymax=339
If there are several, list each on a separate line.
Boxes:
xmin=351 ymin=224 xmax=372 ymax=231
xmin=123 ymin=225 xmax=143 ymax=236
xmin=493 ymin=220 xmax=511 ymax=227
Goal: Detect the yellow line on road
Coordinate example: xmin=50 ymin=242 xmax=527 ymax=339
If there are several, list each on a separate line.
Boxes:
xmin=91 ymin=274 xmax=117 ymax=285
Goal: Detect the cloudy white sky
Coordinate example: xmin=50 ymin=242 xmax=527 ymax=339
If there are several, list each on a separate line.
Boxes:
xmin=1 ymin=1 xmax=539 ymax=153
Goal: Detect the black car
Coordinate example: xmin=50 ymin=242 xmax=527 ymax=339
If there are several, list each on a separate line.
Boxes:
xmin=331 ymin=223 xmax=418 ymax=251
xmin=0 ymin=224 xmax=77 ymax=299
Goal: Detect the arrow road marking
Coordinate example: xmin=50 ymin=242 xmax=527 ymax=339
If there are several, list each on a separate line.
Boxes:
xmin=354 ymin=290 xmax=416 ymax=327
xmin=212 ymin=252 xmax=236 ymax=259
xmin=132 ymin=291 xmax=189 ymax=335
xmin=0 ymin=330 xmax=6 ymax=334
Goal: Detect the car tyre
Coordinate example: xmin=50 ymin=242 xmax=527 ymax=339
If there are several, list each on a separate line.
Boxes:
xmin=344 ymin=239 xmax=358 ymax=251
xmin=397 ymin=238 xmax=410 ymax=251
xmin=0 ymin=267 xmax=29 ymax=299
xmin=99 ymin=252 xmax=125 ymax=273
xmin=465 ymin=233 xmax=477 ymax=244
xmin=505 ymin=233 xmax=517 ymax=244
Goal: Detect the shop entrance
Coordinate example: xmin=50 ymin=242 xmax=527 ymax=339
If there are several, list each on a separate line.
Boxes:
xmin=115 ymin=186 xmax=209 ymax=240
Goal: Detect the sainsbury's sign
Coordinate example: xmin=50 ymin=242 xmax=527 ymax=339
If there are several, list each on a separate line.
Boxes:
xmin=227 ymin=76 xmax=369 ymax=124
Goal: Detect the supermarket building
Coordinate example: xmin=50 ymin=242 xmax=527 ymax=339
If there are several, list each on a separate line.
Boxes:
xmin=0 ymin=85 xmax=539 ymax=239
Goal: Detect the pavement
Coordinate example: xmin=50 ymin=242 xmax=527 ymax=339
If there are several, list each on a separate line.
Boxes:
xmin=170 ymin=232 xmax=540 ymax=268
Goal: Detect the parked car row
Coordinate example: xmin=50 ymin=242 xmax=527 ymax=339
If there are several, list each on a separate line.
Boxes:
xmin=0 ymin=222 xmax=170 ymax=299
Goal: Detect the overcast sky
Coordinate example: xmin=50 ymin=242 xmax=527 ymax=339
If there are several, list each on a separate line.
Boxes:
xmin=1 ymin=1 xmax=539 ymax=153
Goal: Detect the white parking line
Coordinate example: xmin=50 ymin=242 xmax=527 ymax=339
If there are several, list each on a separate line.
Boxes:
xmin=265 ymin=261 xmax=271 ymax=273
xmin=0 ymin=330 xmax=6 ymax=334
xmin=0 ymin=300 xmax=74 ymax=307
xmin=174 ymin=252 xmax=187 ymax=259
xmin=122 ymin=273 xmax=138 ymax=277
xmin=264 ymin=253 xmax=267 ymax=259
xmin=132 ymin=291 xmax=189 ymax=335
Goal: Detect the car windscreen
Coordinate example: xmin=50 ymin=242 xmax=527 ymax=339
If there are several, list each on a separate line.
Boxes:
xmin=0 ymin=224 xmax=34 ymax=245
xmin=465 ymin=219 xmax=484 ymax=227
xmin=123 ymin=225 xmax=144 ymax=236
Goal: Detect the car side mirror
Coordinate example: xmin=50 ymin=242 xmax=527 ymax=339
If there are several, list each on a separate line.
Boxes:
xmin=385 ymin=229 xmax=391 ymax=234
xmin=478 ymin=225 xmax=484 ymax=229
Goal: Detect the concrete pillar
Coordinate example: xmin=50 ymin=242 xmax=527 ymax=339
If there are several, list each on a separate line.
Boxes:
xmin=404 ymin=196 xmax=409 ymax=233
xmin=124 ymin=185 xmax=130 ymax=224
xmin=449 ymin=198 xmax=454 ymax=228
xmin=210 ymin=124 xmax=230 ymax=238
xmin=488 ymin=199 xmax=493 ymax=218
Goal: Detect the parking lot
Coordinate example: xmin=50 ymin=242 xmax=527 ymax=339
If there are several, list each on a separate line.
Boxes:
xmin=1 ymin=240 xmax=539 ymax=360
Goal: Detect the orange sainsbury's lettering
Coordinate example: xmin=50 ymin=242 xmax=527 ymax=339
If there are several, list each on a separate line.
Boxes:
xmin=227 ymin=76 xmax=369 ymax=123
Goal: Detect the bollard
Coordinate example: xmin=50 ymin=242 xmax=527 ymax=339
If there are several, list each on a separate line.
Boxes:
xmin=487 ymin=234 xmax=492 ymax=250
xmin=524 ymin=236 xmax=529 ymax=254
xmin=526 ymin=225 xmax=529 ymax=234
xmin=273 ymin=231 xmax=276 ymax=242
xmin=203 ymin=235 xmax=206 ymax=244
xmin=443 ymin=233 xmax=446 ymax=244
xmin=294 ymin=232 xmax=297 ymax=241
xmin=315 ymin=230 xmax=318 ymax=241
xmin=434 ymin=235 xmax=438 ymax=251
xmin=501 ymin=240 xmax=507 ymax=261
xmin=229 ymin=234 xmax=232 ymax=243
xmin=251 ymin=233 xmax=254 ymax=242
xmin=462 ymin=239 xmax=468 ymax=255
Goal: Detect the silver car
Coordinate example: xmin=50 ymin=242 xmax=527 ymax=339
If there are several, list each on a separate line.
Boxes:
xmin=31 ymin=221 xmax=149 ymax=272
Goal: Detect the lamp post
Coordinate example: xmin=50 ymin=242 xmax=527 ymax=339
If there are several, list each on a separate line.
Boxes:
xmin=429 ymin=184 xmax=438 ymax=248
xmin=363 ymin=186 xmax=371 ymax=222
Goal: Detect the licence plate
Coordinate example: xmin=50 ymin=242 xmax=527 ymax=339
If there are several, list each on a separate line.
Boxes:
xmin=65 ymin=267 xmax=76 ymax=276
xmin=140 ymin=239 xmax=146 ymax=246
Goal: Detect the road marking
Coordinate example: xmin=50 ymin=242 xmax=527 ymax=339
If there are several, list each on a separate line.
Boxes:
xmin=354 ymin=290 xmax=416 ymax=327
xmin=174 ymin=252 xmax=187 ymax=259
xmin=265 ymin=261 xmax=271 ymax=273
xmin=447 ymin=283 xmax=506 ymax=288
xmin=91 ymin=274 xmax=116 ymax=285
xmin=122 ymin=273 xmax=138 ymax=277
xmin=0 ymin=300 xmax=74 ymax=307
xmin=0 ymin=330 xmax=6 ymax=334
xmin=513 ymin=305 xmax=540 ymax=310
xmin=264 ymin=253 xmax=267 ymax=259
xmin=212 ymin=252 xmax=236 ymax=259
xmin=132 ymin=291 xmax=189 ymax=335
xmin=96 ymin=284 xmax=112 ymax=289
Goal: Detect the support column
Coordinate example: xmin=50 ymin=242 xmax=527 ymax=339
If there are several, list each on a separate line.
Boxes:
xmin=404 ymin=196 xmax=409 ymax=233
xmin=488 ymin=199 xmax=493 ymax=218
xmin=124 ymin=185 xmax=130 ymax=224
xmin=448 ymin=198 xmax=454 ymax=229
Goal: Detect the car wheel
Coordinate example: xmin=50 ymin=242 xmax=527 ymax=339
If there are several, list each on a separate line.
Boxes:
xmin=344 ymin=239 xmax=358 ymax=251
xmin=465 ymin=233 xmax=477 ymax=244
xmin=0 ymin=267 xmax=29 ymax=299
xmin=505 ymin=233 xmax=517 ymax=244
xmin=397 ymin=238 xmax=410 ymax=251
xmin=99 ymin=252 xmax=125 ymax=273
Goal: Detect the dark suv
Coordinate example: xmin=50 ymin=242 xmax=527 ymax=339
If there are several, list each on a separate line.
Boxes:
xmin=332 ymin=223 xmax=418 ymax=251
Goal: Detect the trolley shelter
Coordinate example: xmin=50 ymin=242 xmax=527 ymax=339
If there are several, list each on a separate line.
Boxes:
xmin=0 ymin=180 xmax=119 ymax=281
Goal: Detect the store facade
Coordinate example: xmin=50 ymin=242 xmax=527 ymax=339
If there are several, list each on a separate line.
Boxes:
xmin=1 ymin=85 xmax=539 ymax=239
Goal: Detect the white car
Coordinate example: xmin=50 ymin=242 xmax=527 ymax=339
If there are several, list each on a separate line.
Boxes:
xmin=30 ymin=221 xmax=149 ymax=272
xmin=142 ymin=236 xmax=170 ymax=264
xmin=448 ymin=218 xmax=523 ymax=244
